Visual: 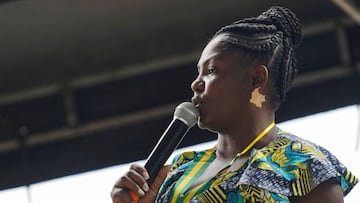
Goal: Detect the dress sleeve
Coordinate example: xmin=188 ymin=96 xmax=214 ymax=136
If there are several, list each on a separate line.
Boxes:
xmin=238 ymin=135 xmax=359 ymax=197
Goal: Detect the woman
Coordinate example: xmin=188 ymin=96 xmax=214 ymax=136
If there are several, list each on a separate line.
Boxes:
xmin=111 ymin=6 xmax=358 ymax=203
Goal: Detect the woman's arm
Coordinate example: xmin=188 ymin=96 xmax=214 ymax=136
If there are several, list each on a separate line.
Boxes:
xmin=289 ymin=178 xmax=344 ymax=203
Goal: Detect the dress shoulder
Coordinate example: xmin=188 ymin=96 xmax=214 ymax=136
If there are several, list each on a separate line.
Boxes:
xmin=239 ymin=132 xmax=359 ymax=197
xmin=169 ymin=150 xmax=197 ymax=172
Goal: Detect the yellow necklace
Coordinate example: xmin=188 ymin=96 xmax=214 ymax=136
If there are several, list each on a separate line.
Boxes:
xmin=168 ymin=122 xmax=276 ymax=202
xmin=238 ymin=121 xmax=275 ymax=156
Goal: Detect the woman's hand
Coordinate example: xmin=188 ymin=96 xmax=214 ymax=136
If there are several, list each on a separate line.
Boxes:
xmin=111 ymin=164 xmax=170 ymax=203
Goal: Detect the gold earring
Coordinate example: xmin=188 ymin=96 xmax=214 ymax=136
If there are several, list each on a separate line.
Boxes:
xmin=249 ymin=87 xmax=266 ymax=108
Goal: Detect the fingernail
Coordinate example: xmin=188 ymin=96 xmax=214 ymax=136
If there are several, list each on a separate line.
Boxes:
xmin=142 ymin=183 xmax=149 ymax=192
xmin=138 ymin=188 xmax=145 ymax=196
xmin=143 ymin=172 xmax=150 ymax=180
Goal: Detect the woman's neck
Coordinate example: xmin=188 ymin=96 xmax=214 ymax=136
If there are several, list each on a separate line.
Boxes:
xmin=215 ymin=112 xmax=276 ymax=160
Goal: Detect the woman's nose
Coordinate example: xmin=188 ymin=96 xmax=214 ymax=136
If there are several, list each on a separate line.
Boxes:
xmin=191 ymin=77 xmax=205 ymax=93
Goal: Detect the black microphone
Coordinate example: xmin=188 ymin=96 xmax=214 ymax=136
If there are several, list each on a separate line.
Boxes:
xmin=144 ymin=102 xmax=199 ymax=185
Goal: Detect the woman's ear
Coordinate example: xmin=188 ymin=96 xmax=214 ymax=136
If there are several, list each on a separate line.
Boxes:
xmin=252 ymin=65 xmax=269 ymax=88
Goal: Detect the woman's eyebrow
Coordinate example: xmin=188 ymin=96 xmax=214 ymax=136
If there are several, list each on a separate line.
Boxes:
xmin=197 ymin=52 xmax=220 ymax=69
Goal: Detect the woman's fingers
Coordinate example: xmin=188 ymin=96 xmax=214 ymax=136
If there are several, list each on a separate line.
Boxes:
xmin=129 ymin=164 xmax=150 ymax=181
xmin=119 ymin=164 xmax=149 ymax=195
xmin=111 ymin=164 xmax=170 ymax=203
xmin=111 ymin=164 xmax=150 ymax=203
xmin=140 ymin=165 xmax=171 ymax=203
xmin=111 ymin=187 xmax=133 ymax=203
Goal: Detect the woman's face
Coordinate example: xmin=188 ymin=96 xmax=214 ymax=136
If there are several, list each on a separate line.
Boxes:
xmin=191 ymin=35 xmax=254 ymax=133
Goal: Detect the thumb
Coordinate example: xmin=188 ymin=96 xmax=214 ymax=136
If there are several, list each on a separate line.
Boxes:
xmin=139 ymin=165 xmax=170 ymax=203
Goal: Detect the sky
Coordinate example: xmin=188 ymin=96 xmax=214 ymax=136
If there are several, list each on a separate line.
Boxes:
xmin=0 ymin=105 xmax=359 ymax=203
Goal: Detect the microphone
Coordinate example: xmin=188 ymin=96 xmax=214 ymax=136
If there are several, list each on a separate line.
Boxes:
xmin=129 ymin=102 xmax=199 ymax=202
xmin=144 ymin=102 xmax=199 ymax=184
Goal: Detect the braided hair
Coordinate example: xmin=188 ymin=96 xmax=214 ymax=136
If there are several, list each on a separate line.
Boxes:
xmin=213 ymin=6 xmax=302 ymax=110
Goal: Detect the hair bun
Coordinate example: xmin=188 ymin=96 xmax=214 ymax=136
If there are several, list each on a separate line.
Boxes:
xmin=258 ymin=6 xmax=302 ymax=48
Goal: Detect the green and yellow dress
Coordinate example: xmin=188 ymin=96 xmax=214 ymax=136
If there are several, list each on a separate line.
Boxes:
xmin=156 ymin=130 xmax=358 ymax=203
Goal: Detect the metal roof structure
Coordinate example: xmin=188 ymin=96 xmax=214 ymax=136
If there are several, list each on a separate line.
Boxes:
xmin=0 ymin=0 xmax=359 ymax=190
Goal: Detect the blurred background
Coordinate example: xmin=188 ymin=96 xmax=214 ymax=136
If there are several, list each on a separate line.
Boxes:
xmin=0 ymin=0 xmax=359 ymax=202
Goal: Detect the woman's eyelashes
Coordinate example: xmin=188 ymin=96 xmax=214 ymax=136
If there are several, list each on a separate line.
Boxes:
xmin=207 ymin=66 xmax=216 ymax=75
xmin=196 ymin=65 xmax=216 ymax=77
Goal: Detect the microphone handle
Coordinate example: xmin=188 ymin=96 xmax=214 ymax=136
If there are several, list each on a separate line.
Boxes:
xmin=144 ymin=119 xmax=189 ymax=185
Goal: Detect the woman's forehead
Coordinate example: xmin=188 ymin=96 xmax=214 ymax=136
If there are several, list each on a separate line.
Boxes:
xmin=197 ymin=51 xmax=221 ymax=68
xmin=197 ymin=37 xmax=225 ymax=67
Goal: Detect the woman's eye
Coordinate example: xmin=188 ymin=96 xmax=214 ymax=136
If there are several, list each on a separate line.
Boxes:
xmin=208 ymin=67 xmax=216 ymax=74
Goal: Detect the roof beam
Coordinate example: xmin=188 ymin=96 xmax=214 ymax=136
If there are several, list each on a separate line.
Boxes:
xmin=332 ymin=0 xmax=360 ymax=24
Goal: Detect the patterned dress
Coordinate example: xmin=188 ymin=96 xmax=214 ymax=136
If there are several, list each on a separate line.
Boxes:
xmin=156 ymin=130 xmax=358 ymax=203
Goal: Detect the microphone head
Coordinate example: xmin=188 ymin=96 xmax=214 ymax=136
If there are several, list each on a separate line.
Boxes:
xmin=173 ymin=102 xmax=199 ymax=128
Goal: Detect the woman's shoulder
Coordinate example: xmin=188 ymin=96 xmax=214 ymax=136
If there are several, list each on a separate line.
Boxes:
xmin=255 ymin=130 xmax=344 ymax=162
xmin=241 ymin=130 xmax=358 ymax=197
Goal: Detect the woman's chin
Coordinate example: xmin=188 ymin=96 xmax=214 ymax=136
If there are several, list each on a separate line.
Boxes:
xmin=197 ymin=119 xmax=217 ymax=133
xmin=197 ymin=118 xmax=207 ymax=130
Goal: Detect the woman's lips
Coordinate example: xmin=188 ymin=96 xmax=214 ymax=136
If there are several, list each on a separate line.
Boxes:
xmin=191 ymin=96 xmax=202 ymax=107
xmin=191 ymin=98 xmax=200 ymax=117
